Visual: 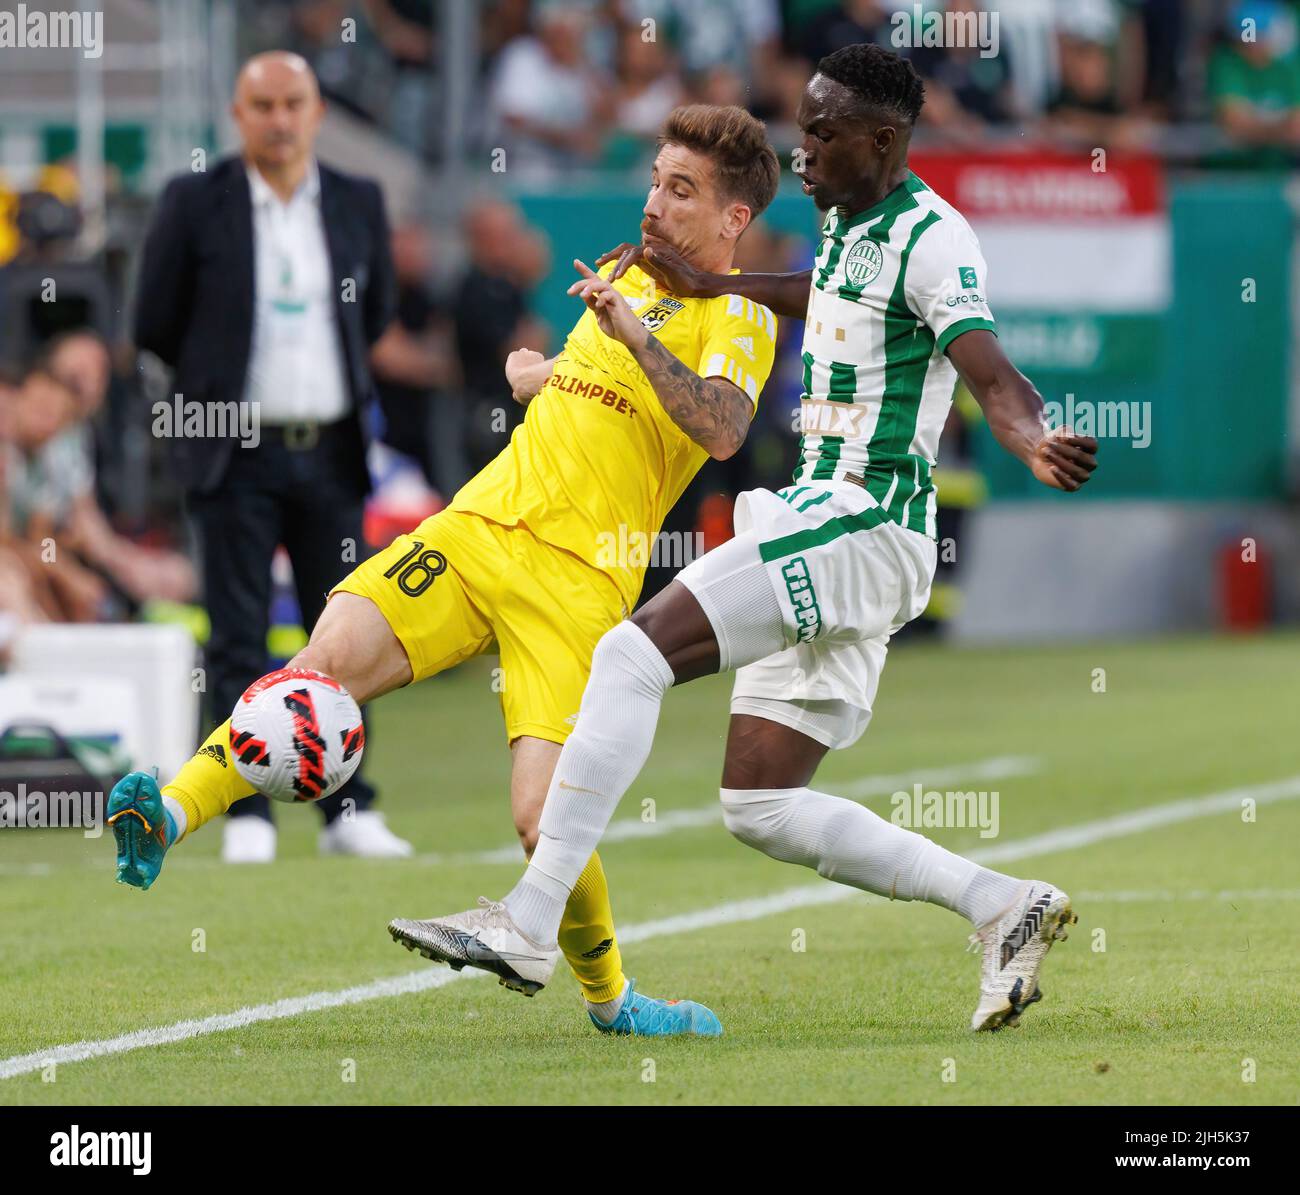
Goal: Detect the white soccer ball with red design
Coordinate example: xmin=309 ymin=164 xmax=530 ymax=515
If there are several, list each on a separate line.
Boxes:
xmin=229 ymin=668 xmax=365 ymax=804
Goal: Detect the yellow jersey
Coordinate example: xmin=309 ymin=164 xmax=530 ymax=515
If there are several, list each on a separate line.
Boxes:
xmin=451 ymin=263 xmax=778 ymax=610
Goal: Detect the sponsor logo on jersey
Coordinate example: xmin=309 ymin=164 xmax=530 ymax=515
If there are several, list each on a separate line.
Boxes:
xmin=781 ymin=556 xmax=823 ymax=643
xmin=844 ymin=238 xmax=884 ymax=287
xmin=639 ymin=295 xmax=685 ymax=332
xmin=198 ymin=743 xmax=228 ymax=768
xmin=944 ymin=291 xmax=985 ymax=308
xmin=731 ymin=335 xmax=755 ymax=359
xmin=959 ymin=266 xmax=978 ymax=289
xmin=544 ymin=370 xmax=636 ymax=417
xmin=799 ymin=399 xmax=869 ymax=437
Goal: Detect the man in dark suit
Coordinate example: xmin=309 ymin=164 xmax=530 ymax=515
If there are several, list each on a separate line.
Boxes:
xmin=135 ymin=51 xmax=412 ymax=862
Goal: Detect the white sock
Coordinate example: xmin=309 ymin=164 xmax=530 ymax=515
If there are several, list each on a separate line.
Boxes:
xmin=585 ymin=978 xmax=630 ymax=1025
xmin=719 ymin=786 xmax=1022 ymax=925
xmin=162 ymin=795 xmax=187 ymax=843
xmin=506 ymin=622 xmax=674 ymax=944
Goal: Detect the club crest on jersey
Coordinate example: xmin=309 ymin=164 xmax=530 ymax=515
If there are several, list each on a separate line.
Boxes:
xmin=844 ymin=238 xmax=883 ymax=287
xmin=639 ymin=296 xmax=685 ymax=332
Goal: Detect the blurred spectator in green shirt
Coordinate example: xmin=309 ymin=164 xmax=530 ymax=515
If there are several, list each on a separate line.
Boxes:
xmin=1209 ymin=0 xmax=1300 ymax=167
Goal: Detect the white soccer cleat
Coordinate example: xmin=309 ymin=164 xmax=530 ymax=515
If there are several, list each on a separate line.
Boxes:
xmin=389 ymin=897 xmax=559 ymax=997
xmin=221 ymin=816 xmax=276 ymax=864
xmin=969 ymin=879 xmax=1076 ymax=1032
xmin=319 ymin=811 xmax=413 ymax=858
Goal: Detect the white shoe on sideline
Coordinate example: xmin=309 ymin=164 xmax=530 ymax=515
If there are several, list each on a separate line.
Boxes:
xmin=221 ymin=816 xmax=276 ymax=864
xmin=319 ymin=811 xmax=413 ymax=858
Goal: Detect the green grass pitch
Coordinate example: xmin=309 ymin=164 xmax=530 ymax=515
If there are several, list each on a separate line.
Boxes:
xmin=2 ymin=633 xmax=1297 ymax=1105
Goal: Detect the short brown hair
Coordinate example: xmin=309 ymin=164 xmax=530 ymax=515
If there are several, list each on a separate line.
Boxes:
xmin=658 ymin=104 xmax=780 ymax=222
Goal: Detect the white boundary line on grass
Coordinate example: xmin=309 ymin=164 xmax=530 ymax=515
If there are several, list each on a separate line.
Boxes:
xmin=3 ymin=771 xmax=1297 ymax=1081
xmin=413 ymin=754 xmax=1041 ymax=866
xmin=1076 ymin=888 xmax=1300 ymax=903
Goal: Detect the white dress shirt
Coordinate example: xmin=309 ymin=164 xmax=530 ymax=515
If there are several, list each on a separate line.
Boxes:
xmin=243 ymin=160 xmax=350 ymax=425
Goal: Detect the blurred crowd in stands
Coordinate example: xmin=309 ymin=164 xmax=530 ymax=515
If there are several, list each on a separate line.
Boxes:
xmin=0 ymin=332 xmax=196 ymax=651
xmin=278 ymin=0 xmax=1300 ymax=171
xmin=5 ymin=0 xmax=1300 ymax=642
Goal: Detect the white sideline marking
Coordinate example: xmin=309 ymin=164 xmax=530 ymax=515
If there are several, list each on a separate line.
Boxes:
xmin=838 ymin=754 xmax=1039 ymax=800
xmin=0 ymin=967 xmax=488 ymax=1081
xmin=963 ymin=774 xmax=1300 ymax=867
xmin=1076 ymin=888 xmax=1300 ymax=904
xmin=2 ymin=771 xmax=1296 ymax=1081
xmin=413 ymin=755 xmax=1041 ymax=866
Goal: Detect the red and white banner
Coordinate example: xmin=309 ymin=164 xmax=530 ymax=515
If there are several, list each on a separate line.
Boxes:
xmin=910 ymin=151 xmax=1170 ymax=312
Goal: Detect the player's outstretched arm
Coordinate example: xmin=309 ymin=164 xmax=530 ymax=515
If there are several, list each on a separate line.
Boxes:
xmin=946 ymin=329 xmax=1098 ymax=493
xmin=504 ymin=348 xmax=558 ymax=405
xmin=569 ymin=259 xmax=751 ymax=459
xmin=594 ymin=241 xmax=813 ymax=322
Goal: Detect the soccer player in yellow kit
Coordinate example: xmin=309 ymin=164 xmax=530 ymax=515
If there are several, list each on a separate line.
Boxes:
xmin=108 ymin=104 xmax=780 ymax=1037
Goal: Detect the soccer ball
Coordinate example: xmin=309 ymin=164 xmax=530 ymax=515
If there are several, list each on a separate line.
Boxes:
xmin=229 ymin=668 xmax=365 ymax=804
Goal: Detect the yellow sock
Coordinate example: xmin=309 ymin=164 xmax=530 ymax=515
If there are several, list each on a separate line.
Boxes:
xmin=163 ymin=720 xmax=256 ymax=839
xmin=558 ymin=851 xmax=626 ymax=1004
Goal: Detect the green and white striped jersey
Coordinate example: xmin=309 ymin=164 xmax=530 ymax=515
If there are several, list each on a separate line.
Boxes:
xmin=795 ymin=171 xmax=996 ymax=539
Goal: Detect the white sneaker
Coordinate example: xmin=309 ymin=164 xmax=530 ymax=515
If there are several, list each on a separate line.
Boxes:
xmin=969 ymin=880 xmax=1076 ymax=1032
xmin=389 ymin=897 xmax=560 ymax=996
xmin=221 ymin=816 xmax=276 ymax=864
xmin=318 ymin=811 xmax=414 ymax=858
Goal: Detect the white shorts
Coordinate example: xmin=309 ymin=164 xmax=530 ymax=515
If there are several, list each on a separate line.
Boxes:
xmin=676 ymin=482 xmax=936 ymax=750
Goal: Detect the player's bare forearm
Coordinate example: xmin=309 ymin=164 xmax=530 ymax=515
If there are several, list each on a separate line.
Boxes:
xmin=595 ymin=242 xmax=811 ymax=321
xmin=947 ymin=329 xmax=1098 ymax=492
xmin=974 ymin=371 xmax=1047 ymax=464
xmin=707 ymin=269 xmax=813 ymax=321
xmin=630 ymin=334 xmax=751 ymax=460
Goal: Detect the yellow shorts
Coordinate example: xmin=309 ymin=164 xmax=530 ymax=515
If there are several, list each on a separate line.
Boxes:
xmin=331 ymin=509 xmax=626 ymax=744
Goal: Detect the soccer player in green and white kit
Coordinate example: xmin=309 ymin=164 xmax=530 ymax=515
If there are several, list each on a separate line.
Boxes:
xmin=392 ymin=44 xmax=1099 ymax=1032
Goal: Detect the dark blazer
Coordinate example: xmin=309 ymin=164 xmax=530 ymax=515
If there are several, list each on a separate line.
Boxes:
xmin=134 ymin=155 xmax=395 ymax=494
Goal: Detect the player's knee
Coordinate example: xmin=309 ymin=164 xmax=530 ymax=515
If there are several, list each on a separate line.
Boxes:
xmin=719 ymin=787 xmax=780 ymax=851
xmin=589 ymin=621 xmax=670 ymax=695
xmin=289 ymin=641 xmax=343 ymax=683
xmin=293 ymin=592 xmax=412 ymax=701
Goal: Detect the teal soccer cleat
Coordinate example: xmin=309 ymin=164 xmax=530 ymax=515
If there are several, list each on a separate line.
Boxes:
xmin=590 ymin=979 xmax=723 ymax=1037
xmin=107 ymin=772 xmax=176 ymax=891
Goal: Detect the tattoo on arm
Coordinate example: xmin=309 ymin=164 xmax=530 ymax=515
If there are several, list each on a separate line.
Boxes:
xmin=632 ymin=335 xmax=751 ymax=457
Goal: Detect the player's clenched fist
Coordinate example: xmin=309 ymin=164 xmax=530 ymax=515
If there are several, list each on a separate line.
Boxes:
xmin=567 ymin=259 xmax=649 ymax=351
xmin=505 ymin=347 xmax=547 ymax=405
xmin=1029 ymin=425 xmax=1099 ymax=492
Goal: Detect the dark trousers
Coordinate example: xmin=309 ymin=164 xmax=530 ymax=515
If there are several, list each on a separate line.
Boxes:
xmin=189 ymin=420 xmax=377 ymax=825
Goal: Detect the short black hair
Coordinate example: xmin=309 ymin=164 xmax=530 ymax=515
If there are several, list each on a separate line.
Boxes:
xmin=816 ymin=43 xmax=926 ymax=126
